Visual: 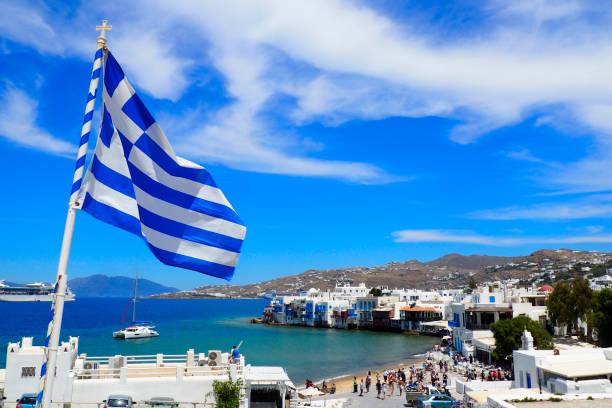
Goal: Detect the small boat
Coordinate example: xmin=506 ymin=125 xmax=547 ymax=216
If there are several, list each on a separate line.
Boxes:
xmin=113 ymin=321 xmax=159 ymax=339
xmin=113 ymin=273 xmax=159 ymax=339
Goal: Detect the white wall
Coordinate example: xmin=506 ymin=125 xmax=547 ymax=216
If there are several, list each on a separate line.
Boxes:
xmin=70 ymin=375 xmax=223 ymax=404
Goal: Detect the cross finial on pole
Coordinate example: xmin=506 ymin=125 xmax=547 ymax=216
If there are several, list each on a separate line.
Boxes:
xmin=96 ymin=20 xmax=112 ymax=46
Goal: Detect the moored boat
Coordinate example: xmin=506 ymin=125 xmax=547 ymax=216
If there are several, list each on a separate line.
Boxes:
xmin=0 ymin=281 xmax=75 ymax=302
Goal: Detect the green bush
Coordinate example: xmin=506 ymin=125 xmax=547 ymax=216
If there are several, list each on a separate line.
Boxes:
xmin=209 ymin=373 xmax=243 ymax=408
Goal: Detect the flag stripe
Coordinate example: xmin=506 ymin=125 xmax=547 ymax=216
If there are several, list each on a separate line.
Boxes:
xmin=133 ymin=186 xmax=245 ymax=240
xmin=128 ymin=145 xmax=229 ymax=206
xmin=137 ymin=206 xmax=243 ymax=252
xmin=141 ymin=224 xmax=239 ymax=267
xmin=133 ymin=134 xmax=219 ymax=187
xmin=147 ymin=244 xmax=235 ymax=279
xmin=84 ymin=174 xmax=139 ymax=219
xmin=127 ymin=163 xmax=242 ymax=224
xmin=90 ymin=155 xmax=136 ymax=198
xmin=82 ymin=192 xmax=141 ymax=235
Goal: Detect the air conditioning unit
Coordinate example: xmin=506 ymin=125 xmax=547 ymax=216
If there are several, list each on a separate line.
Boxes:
xmin=207 ymin=350 xmax=222 ymax=366
xmin=110 ymin=356 xmax=125 ymax=369
xmin=83 ymin=361 xmax=94 ymax=370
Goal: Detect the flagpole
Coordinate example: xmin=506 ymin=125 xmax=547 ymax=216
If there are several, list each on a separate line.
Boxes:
xmin=38 ymin=21 xmax=112 ymax=408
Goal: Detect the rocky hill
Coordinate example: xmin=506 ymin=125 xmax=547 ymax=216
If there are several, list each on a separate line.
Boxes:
xmin=68 ymin=274 xmax=178 ymax=297
xmin=150 ymin=249 xmax=612 ymax=299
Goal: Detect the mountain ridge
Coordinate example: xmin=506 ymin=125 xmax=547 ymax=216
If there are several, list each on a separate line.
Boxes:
xmin=67 ymin=274 xmax=178 ymax=297
xmin=150 ymin=248 xmax=612 ymax=299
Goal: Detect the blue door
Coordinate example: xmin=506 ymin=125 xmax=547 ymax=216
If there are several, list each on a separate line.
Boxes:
xmin=526 ymin=373 xmax=532 ymax=388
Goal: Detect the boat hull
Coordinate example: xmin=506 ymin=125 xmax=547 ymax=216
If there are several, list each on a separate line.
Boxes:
xmin=113 ymin=328 xmax=159 ymax=339
xmin=0 ymin=294 xmax=75 ymax=302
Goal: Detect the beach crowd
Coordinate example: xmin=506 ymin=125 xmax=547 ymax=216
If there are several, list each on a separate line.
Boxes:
xmin=303 ymin=339 xmax=512 ymax=405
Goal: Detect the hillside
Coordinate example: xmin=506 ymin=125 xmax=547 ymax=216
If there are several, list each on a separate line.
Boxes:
xmin=151 ymin=248 xmax=612 ymax=299
xmin=68 ymin=275 xmax=178 ymax=297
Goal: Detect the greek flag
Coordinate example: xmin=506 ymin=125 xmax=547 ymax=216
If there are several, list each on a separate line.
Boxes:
xmin=78 ymin=52 xmax=246 ymax=280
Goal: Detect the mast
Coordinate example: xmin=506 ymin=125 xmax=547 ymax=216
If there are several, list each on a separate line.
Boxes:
xmin=133 ymin=271 xmax=138 ymax=323
xmin=38 ymin=20 xmax=111 ymax=408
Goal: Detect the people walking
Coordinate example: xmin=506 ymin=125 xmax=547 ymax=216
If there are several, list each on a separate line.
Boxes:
xmin=359 ymin=378 xmax=364 ymax=396
xmin=366 ymin=373 xmax=371 ymax=392
xmin=353 ymin=376 xmax=358 ymax=393
xmin=376 ymin=379 xmax=381 ymax=399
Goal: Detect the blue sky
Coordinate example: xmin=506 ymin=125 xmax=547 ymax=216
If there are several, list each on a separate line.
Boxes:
xmin=1 ymin=0 xmax=612 ymax=290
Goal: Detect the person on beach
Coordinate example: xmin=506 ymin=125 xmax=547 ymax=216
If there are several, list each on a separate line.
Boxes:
xmin=366 ymin=373 xmax=371 ymax=392
xmin=331 ymin=383 xmax=336 ymax=394
xmin=359 ymin=378 xmax=364 ymax=396
xmin=383 ymin=369 xmax=388 ymax=382
xmin=353 ymin=376 xmax=358 ymax=393
xmin=381 ymin=381 xmax=387 ymax=400
xmin=376 ymin=379 xmax=381 ymax=398
xmin=388 ymin=372 xmax=395 ymax=395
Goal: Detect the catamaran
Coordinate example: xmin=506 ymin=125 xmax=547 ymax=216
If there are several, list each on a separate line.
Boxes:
xmin=113 ymin=274 xmax=159 ymax=339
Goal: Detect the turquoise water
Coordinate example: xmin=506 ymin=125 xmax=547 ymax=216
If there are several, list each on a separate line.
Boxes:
xmin=0 ymin=298 xmax=437 ymax=383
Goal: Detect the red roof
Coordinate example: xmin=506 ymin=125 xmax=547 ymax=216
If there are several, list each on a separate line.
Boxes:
xmin=539 ymin=284 xmax=554 ymax=292
xmin=401 ymin=306 xmax=441 ymax=313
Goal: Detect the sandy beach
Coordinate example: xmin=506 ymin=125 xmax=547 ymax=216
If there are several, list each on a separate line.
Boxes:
xmin=308 ymin=356 xmax=427 ymax=394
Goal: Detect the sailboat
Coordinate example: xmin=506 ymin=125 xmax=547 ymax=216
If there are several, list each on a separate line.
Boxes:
xmin=113 ymin=273 xmax=159 ymax=339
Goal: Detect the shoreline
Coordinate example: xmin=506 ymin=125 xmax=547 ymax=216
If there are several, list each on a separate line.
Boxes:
xmin=307 ymin=353 xmax=430 ymax=394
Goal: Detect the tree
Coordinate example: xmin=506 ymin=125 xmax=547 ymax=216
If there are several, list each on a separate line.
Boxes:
xmin=547 ymin=282 xmax=571 ymax=328
xmin=465 ymin=276 xmax=477 ymax=294
xmin=369 ymin=287 xmax=382 ymax=297
xmin=589 ymin=289 xmax=612 ymax=346
xmin=569 ymin=277 xmax=593 ymax=334
xmin=490 ymin=316 xmax=553 ymax=365
xmin=209 ymin=373 xmax=243 ymax=408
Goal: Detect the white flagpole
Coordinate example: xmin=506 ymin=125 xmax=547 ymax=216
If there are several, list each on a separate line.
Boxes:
xmin=39 ymin=20 xmax=112 ymax=408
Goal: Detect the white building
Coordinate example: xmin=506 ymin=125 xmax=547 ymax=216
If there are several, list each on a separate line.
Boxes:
xmin=513 ymin=330 xmax=612 ymax=394
xmin=1 ymin=337 xmax=293 ymax=408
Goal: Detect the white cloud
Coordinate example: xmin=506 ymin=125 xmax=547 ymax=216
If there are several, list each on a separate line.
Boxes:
xmin=393 ymin=229 xmax=612 ymax=246
xmin=5 ymin=0 xmax=612 ymax=186
xmin=471 ymin=194 xmax=612 ymax=220
xmin=0 ymin=2 xmax=60 ymax=54
xmin=0 ymin=87 xmax=75 ymax=156
xmin=111 ymin=31 xmax=191 ymax=101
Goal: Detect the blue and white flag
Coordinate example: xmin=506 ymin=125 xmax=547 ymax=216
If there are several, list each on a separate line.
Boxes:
xmin=78 ymin=52 xmax=246 ymax=280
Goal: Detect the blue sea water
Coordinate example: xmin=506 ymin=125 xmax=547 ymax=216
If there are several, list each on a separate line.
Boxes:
xmin=0 ymin=298 xmax=437 ymax=383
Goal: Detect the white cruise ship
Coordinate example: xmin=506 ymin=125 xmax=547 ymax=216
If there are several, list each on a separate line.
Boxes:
xmin=0 ymin=281 xmax=75 ymax=302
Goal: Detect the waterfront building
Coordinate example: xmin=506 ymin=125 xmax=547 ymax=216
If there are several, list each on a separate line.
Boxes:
xmin=400 ymin=306 xmax=443 ymax=332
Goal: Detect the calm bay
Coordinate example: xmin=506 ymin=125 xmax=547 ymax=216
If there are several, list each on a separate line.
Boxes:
xmin=0 ymin=298 xmax=437 ymax=383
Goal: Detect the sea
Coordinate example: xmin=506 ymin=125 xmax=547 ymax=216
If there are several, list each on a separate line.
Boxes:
xmin=0 ymin=298 xmax=437 ymax=384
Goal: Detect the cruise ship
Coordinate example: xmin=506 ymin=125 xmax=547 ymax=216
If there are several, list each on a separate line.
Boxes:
xmin=0 ymin=281 xmax=75 ymax=302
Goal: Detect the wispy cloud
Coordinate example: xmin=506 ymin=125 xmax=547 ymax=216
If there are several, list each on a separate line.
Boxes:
xmin=0 ymin=87 xmax=75 ymax=156
xmin=5 ymin=0 xmax=612 ymax=186
xmin=471 ymin=193 xmax=612 ymax=220
xmin=393 ymin=229 xmax=612 ymax=246
xmin=505 ymin=148 xmax=548 ymax=164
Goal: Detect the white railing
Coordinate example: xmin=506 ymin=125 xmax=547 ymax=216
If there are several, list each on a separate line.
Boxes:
xmin=74 ymin=365 xmax=243 ymax=380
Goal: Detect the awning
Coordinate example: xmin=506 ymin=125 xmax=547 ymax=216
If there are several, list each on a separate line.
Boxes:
xmin=540 ymin=360 xmax=612 ymax=379
xmin=421 ymin=320 xmax=449 ymax=328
